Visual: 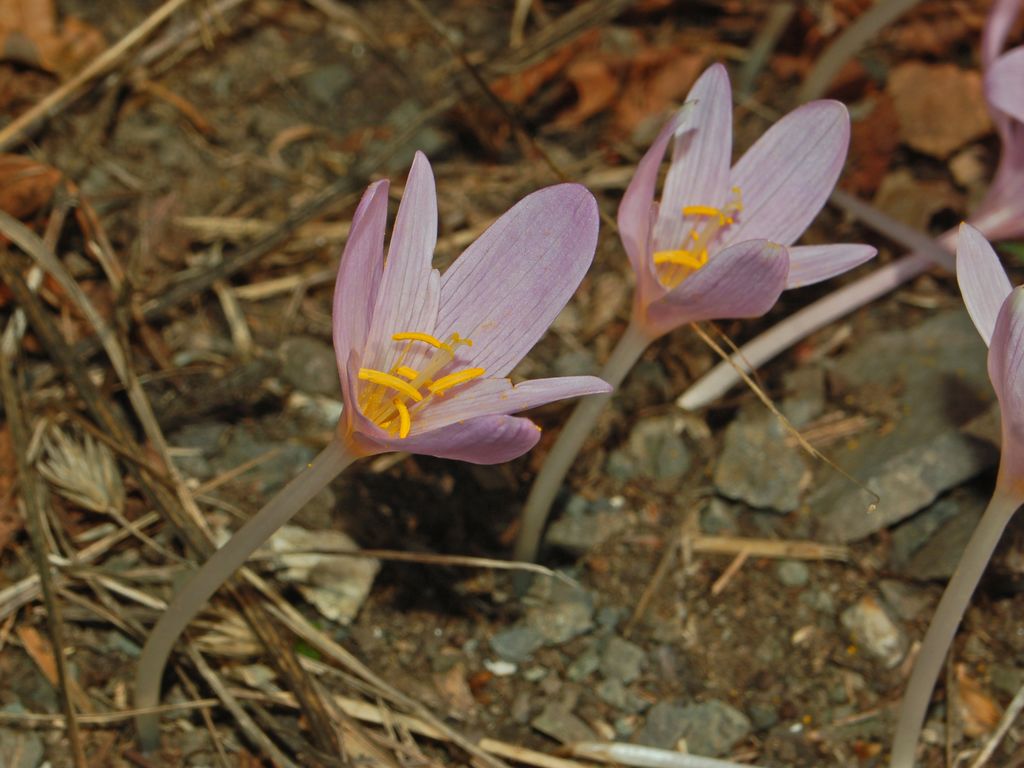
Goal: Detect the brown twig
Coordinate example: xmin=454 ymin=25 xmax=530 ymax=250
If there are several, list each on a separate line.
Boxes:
xmin=0 ymin=253 xmax=340 ymax=759
xmin=0 ymin=343 xmax=87 ymax=767
xmin=0 ymin=0 xmax=198 ymax=152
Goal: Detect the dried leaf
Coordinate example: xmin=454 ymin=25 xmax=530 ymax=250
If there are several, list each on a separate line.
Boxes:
xmin=0 ymin=427 xmax=22 ymax=555
xmin=954 ymin=664 xmax=1002 ymax=738
xmin=888 ymin=62 xmax=992 ymax=159
xmin=845 ymin=90 xmax=900 ymax=196
xmin=0 ymin=154 xmax=60 ymax=219
xmin=492 ymin=29 xmax=598 ymax=105
xmin=0 ymin=0 xmax=104 ymax=77
xmin=553 ymin=57 xmax=619 ymax=129
xmin=613 ymin=48 xmax=703 ymax=133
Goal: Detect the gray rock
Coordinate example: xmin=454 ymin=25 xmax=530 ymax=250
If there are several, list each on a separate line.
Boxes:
xmin=714 ymin=407 xmax=810 ymax=513
xmin=596 ymin=678 xmax=648 ymax=713
xmin=811 ymin=311 xmax=997 ymax=542
xmin=214 ymin=426 xmax=316 ymax=494
xmin=0 ymin=706 xmax=43 ymax=768
xmin=168 ymin=421 xmax=229 ymax=478
xmin=747 ymin=702 xmax=779 ymax=731
xmin=531 ymin=701 xmax=596 ymax=744
xmin=600 ymin=636 xmax=645 ymax=683
xmin=878 ymin=579 xmax=933 ymax=621
xmin=525 ymin=598 xmax=594 ymax=645
xmin=566 ymin=644 xmax=600 ymax=682
xmin=701 ymin=497 xmax=739 ymax=535
xmin=279 ymin=336 xmax=342 ymax=398
xmin=841 ymin=596 xmax=907 ymax=668
xmin=636 ymin=700 xmax=751 ymax=757
xmin=782 ymin=366 xmax=826 ymax=428
xmin=890 ymin=491 xmax=986 ymax=580
xmin=489 ymin=626 xmax=544 ymax=662
xmin=605 ymin=449 xmax=637 ymax=481
xmin=776 ymin=560 xmax=810 ymax=588
xmin=545 ymin=504 xmax=627 ymax=555
xmin=627 ymin=416 xmax=691 ymax=481
xmin=297 ymin=63 xmax=354 ymax=107
xmin=596 ymin=605 xmax=627 ymax=631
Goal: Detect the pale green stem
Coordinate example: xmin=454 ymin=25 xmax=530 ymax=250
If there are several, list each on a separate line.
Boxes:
xmin=889 ymin=484 xmax=1022 ymax=768
xmin=514 ymin=320 xmax=654 ymax=563
xmin=135 ymin=438 xmax=356 ymax=751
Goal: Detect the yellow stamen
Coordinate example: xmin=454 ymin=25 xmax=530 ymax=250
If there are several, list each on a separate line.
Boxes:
xmin=358 ymin=368 xmax=423 ymax=401
xmin=681 ymin=205 xmax=724 ymax=218
xmin=652 ymin=249 xmax=707 ymax=269
xmin=393 ymin=398 xmax=411 ymax=438
xmin=391 ymin=331 xmax=452 ymax=351
xmin=428 ymin=367 xmax=486 ymax=395
xmin=394 ymin=365 xmax=420 ymax=380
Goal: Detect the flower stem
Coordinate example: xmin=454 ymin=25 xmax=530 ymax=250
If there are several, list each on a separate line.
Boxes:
xmin=677 ymin=250 xmax=937 ymax=410
xmin=134 ymin=438 xmax=357 ymax=751
xmin=677 ymin=194 xmax=1023 ymax=411
xmin=889 ymin=485 xmax=1022 ymax=768
xmin=514 ymin=321 xmax=653 ymax=563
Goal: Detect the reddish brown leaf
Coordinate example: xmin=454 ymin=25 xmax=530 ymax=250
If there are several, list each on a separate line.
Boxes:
xmin=845 ymin=90 xmax=901 ymax=196
xmin=553 ymin=57 xmax=620 ymax=129
xmin=954 ymin=664 xmax=1002 ymax=738
xmin=0 ymin=0 xmax=104 ymax=77
xmin=0 ymin=154 xmax=61 ymax=219
xmin=888 ymin=62 xmax=992 ymax=159
xmin=0 ymin=426 xmax=22 ymax=555
xmin=613 ymin=48 xmax=704 ymax=133
xmin=491 ymin=29 xmax=599 ymax=105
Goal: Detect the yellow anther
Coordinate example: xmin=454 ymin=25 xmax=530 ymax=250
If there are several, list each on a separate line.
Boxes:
xmin=358 ymin=368 xmax=423 ymax=401
xmin=450 ymin=332 xmax=473 ymax=347
xmin=652 ymin=249 xmax=706 ymax=269
xmin=681 ymin=205 xmax=724 ymax=218
xmin=428 ymin=367 xmax=486 ymax=395
xmin=394 ymin=365 xmax=420 ymax=380
xmin=393 ymin=398 xmax=411 ymax=438
xmin=392 ymin=331 xmax=452 ymax=351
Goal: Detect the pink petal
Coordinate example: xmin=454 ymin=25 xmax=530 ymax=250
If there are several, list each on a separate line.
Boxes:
xmin=618 ymin=117 xmax=675 ymax=301
xmin=653 ymin=64 xmax=733 ymax=254
xmin=435 ymin=184 xmax=599 ymax=377
xmin=987 ymin=48 xmax=1024 ymax=124
xmin=387 ymin=414 xmax=542 ymax=464
xmin=983 ymin=0 xmax=1022 ymax=70
xmin=785 ymin=243 xmax=876 ymax=289
xmin=957 ymin=223 xmax=1014 ymax=346
xmin=644 ymin=239 xmax=789 ymax=335
xmin=724 ymin=100 xmax=849 ymax=247
xmin=339 ymin=349 xmax=391 ymax=457
xmin=333 ymin=180 xmax=389 ymax=374
xmin=363 ymin=151 xmax=441 ymax=375
xmin=413 ymin=375 xmax=610 ymax=433
xmin=988 ymin=288 xmax=1024 ymax=461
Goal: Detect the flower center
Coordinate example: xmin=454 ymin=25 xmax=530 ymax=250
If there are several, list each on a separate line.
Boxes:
xmin=652 ymin=186 xmax=743 ymax=289
xmin=357 ymin=331 xmax=485 ymax=438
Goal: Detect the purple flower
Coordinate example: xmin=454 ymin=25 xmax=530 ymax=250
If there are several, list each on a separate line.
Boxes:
xmin=972 ymin=0 xmax=1024 ymax=241
xmin=957 ymin=222 xmax=1024 ymax=488
xmin=618 ymin=63 xmax=876 ymax=338
xmin=332 ymin=152 xmax=611 ymax=464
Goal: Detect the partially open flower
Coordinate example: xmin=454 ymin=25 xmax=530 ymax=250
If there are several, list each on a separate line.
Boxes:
xmin=889 ymin=222 xmax=1024 ymax=768
xmin=333 ymin=151 xmax=611 ymax=463
xmin=957 ymin=222 xmax=1024 ymax=488
xmin=618 ymin=64 xmax=876 ymax=338
xmin=972 ymin=0 xmax=1024 ymax=241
